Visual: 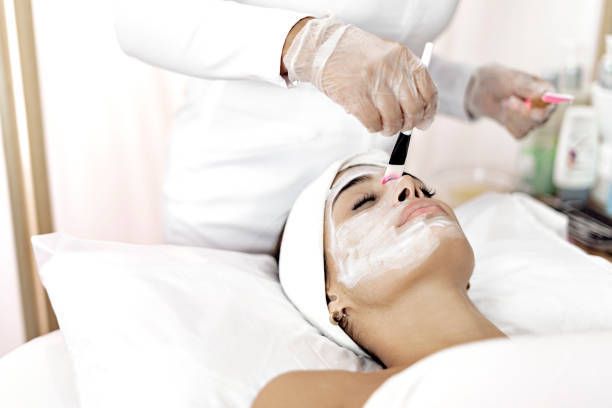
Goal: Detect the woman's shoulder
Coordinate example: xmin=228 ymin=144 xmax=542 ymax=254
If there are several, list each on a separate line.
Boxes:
xmin=252 ymin=367 xmax=402 ymax=408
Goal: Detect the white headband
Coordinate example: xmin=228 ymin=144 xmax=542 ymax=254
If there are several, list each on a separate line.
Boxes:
xmin=279 ymin=150 xmax=388 ymax=356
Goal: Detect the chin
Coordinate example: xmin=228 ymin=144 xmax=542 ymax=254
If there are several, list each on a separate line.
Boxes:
xmin=429 ymin=233 xmax=475 ymax=283
xmin=349 ymin=238 xmax=472 ymax=307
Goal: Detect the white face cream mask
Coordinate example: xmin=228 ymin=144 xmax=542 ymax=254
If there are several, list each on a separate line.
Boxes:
xmin=325 ymin=167 xmax=461 ymax=289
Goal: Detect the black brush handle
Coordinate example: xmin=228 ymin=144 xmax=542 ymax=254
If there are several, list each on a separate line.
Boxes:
xmin=388 ymin=132 xmax=412 ymax=166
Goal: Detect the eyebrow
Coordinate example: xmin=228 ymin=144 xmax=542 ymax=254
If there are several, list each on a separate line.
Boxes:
xmin=403 ymin=171 xmax=424 ymax=185
xmin=332 ymin=174 xmax=373 ymax=209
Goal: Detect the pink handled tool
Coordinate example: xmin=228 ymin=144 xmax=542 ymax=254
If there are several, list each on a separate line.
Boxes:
xmin=524 ymin=92 xmax=574 ymax=109
xmin=541 ymin=92 xmax=574 ymax=104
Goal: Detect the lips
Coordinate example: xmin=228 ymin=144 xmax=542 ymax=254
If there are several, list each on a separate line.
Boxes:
xmin=396 ymin=200 xmax=448 ymax=228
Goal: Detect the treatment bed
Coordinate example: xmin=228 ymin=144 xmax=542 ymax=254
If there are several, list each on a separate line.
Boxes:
xmin=1 ymin=193 xmax=611 ymax=407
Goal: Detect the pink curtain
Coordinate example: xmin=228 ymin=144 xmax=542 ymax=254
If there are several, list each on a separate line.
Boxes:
xmin=33 ymin=0 xmax=185 ymax=244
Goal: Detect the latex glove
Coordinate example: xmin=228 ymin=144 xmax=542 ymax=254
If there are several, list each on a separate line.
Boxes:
xmin=465 ymin=65 xmax=555 ymax=139
xmin=283 ymin=17 xmax=438 ymax=136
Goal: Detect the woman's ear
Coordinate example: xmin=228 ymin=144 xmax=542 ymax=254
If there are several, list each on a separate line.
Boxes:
xmin=326 ymin=291 xmax=345 ymax=325
xmin=324 ymin=247 xmax=353 ymax=327
xmin=326 ymin=282 xmax=355 ymax=328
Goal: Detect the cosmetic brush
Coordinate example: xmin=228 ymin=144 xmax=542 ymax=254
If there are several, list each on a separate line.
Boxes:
xmin=382 ymin=42 xmax=434 ymax=184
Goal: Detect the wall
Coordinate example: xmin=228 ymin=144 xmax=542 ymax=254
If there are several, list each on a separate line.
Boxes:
xmin=32 ymin=0 xmax=185 ymax=245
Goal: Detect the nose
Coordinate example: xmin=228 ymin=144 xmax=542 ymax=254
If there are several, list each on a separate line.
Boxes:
xmin=391 ymin=175 xmax=422 ymax=202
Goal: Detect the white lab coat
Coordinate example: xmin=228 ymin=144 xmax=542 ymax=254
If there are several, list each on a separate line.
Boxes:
xmin=113 ymin=0 xmax=474 ymax=255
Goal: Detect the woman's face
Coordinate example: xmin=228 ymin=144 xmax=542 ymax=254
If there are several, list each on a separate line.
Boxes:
xmin=323 ymin=164 xmax=474 ymax=312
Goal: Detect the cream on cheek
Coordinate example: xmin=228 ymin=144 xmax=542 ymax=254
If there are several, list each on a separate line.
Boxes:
xmin=326 ymin=172 xmax=461 ymax=289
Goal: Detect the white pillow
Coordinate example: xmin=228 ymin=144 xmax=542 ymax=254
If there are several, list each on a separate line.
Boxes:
xmin=32 ymin=193 xmax=612 ymax=407
xmin=458 ymin=193 xmax=612 ymax=336
xmin=32 ymin=233 xmax=378 ymax=408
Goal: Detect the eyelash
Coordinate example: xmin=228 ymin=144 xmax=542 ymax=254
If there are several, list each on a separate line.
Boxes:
xmin=352 ymin=193 xmax=376 ymax=210
xmin=421 ymin=185 xmax=436 ymax=198
xmin=351 ymin=185 xmax=436 ymax=211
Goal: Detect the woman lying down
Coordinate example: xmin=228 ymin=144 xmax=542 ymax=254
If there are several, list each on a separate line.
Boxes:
xmin=253 ymin=151 xmax=611 ymax=407
xmin=253 ymin=150 xmax=503 ymax=406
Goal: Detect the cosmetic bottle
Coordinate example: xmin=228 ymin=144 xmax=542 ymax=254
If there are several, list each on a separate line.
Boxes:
xmin=518 ymin=41 xmax=590 ymax=196
xmin=553 ymin=106 xmax=599 ymax=204
xmin=592 ymin=35 xmax=612 ymax=146
xmin=597 ymin=35 xmax=612 ymax=90
xmin=592 ymin=143 xmax=612 ymax=216
xmin=591 ymin=35 xmax=612 ymax=215
xmin=517 ymin=74 xmax=561 ymax=195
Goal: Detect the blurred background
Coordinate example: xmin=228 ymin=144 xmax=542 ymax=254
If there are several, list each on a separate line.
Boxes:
xmin=1 ymin=0 xmax=610 ymax=356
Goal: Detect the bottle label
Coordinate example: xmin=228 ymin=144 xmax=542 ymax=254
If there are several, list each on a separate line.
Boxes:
xmin=559 ymin=118 xmax=597 ymax=184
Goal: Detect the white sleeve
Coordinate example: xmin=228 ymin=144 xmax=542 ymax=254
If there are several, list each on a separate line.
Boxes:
xmin=429 ymin=55 xmax=476 ymax=120
xmin=112 ymin=0 xmax=310 ymax=86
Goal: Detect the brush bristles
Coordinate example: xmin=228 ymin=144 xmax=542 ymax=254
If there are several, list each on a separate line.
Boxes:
xmin=381 ymin=166 xmax=403 ymax=184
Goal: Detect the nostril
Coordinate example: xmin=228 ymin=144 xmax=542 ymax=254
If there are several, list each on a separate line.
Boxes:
xmin=398 ymin=188 xmax=407 ymax=202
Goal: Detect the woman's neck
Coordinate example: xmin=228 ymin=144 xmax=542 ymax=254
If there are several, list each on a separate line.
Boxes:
xmin=371 ymin=280 xmax=506 ymax=368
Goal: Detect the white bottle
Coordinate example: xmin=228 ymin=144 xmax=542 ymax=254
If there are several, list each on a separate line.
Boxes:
xmin=553 ymin=106 xmax=599 ymax=203
xmin=597 ymin=35 xmax=612 ymax=89
xmin=590 ymin=35 xmax=612 ymax=214
xmin=593 ymin=35 xmax=612 ymax=145
xmin=592 ymin=143 xmax=612 ymax=216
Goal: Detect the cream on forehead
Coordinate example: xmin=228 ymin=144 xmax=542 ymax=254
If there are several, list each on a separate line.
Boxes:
xmin=327 ymin=165 xmax=382 ymax=203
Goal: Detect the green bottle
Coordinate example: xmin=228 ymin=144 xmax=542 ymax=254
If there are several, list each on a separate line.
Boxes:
xmin=518 ymin=107 xmax=564 ymax=196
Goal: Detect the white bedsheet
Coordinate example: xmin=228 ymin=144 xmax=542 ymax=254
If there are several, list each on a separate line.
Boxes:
xmin=364 ymin=331 xmax=612 ymax=408
xmin=0 ymin=331 xmax=79 ymax=408
xmin=460 ymin=193 xmax=612 ymax=337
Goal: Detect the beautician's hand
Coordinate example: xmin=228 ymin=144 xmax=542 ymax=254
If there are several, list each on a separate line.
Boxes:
xmin=282 ymin=17 xmax=438 ymax=136
xmin=465 ymin=65 xmax=555 ymax=139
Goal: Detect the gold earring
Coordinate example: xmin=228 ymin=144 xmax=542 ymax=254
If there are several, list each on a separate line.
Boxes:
xmin=330 ymin=309 xmax=348 ymax=326
xmin=330 ymin=310 xmax=342 ymax=325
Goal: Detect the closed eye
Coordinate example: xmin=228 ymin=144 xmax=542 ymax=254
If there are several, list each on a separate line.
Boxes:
xmin=352 ymin=193 xmax=376 ymax=211
xmin=420 ymin=184 xmax=435 ymax=198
